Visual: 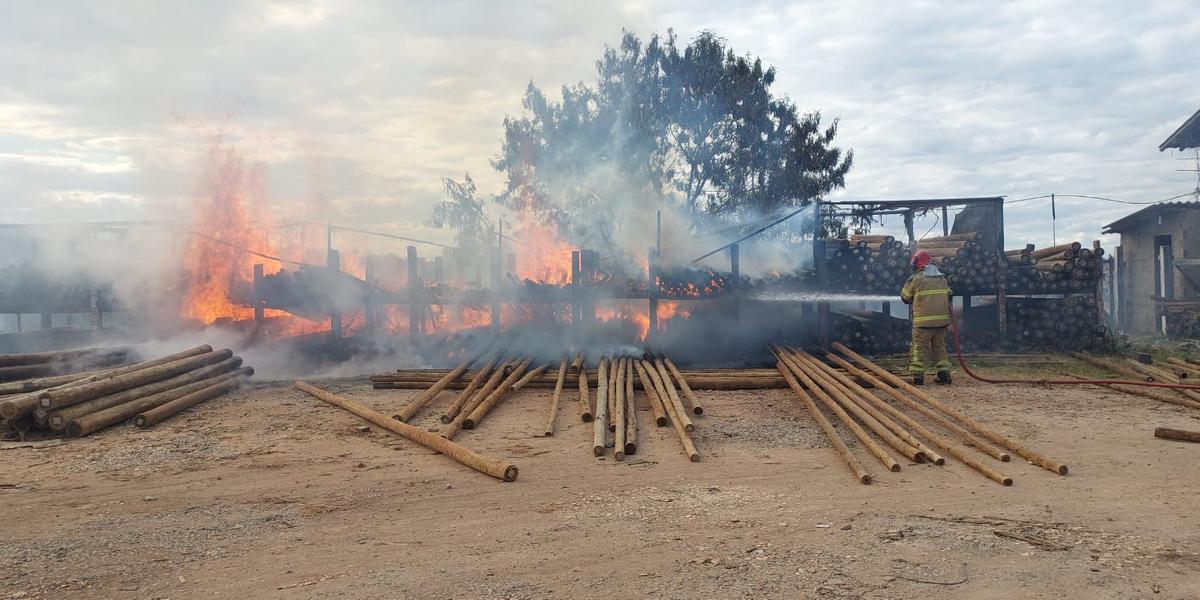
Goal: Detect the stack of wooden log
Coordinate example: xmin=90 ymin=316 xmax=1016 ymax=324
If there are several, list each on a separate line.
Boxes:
xmin=1164 ymin=303 xmax=1200 ymax=339
xmin=371 ymin=366 xmax=788 ymax=390
xmin=583 ymin=353 xmax=702 ymax=462
xmin=916 ymin=233 xmax=1003 ymax=294
xmin=823 ymin=235 xmax=913 ymax=292
xmin=774 ymin=343 xmax=1069 ymax=485
xmin=0 ymin=346 xmax=132 ymax=384
xmin=0 ymin=344 xmax=253 ymax=438
xmin=830 ymin=309 xmax=910 ymax=355
xmin=1069 ymin=352 xmax=1200 ymax=410
xmin=1007 ymin=296 xmax=1107 ymax=350
xmin=1005 ymin=241 xmax=1104 ymax=293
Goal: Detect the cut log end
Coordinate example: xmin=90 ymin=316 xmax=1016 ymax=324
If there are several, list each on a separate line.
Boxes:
xmin=1055 ymin=465 xmax=1069 ymax=475
xmin=687 ymin=452 xmax=700 ymax=463
xmin=932 ymin=456 xmax=946 ymax=466
xmin=655 ymin=416 xmax=667 ymax=427
xmin=683 ymin=423 xmax=695 ymax=433
xmin=623 ymin=442 xmax=636 ymax=456
xmin=592 ymin=445 xmax=605 ymax=457
xmin=614 ymin=451 xmax=625 ymax=461
xmin=692 ymin=407 xmax=704 ymax=415
xmin=859 ymin=474 xmax=872 ymax=485
xmin=542 ymin=430 xmax=554 ymax=437
xmin=913 ymin=452 xmax=926 ymax=464
xmin=999 ymin=453 xmax=1012 ymax=462
xmin=1001 ymin=477 xmax=1014 ymax=486
xmin=440 ymin=415 xmax=452 ymax=424
xmin=502 ymin=466 xmax=519 ymax=482
xmin=134 ymin=415 xmax=149 ymax=428
xmin=580 ymin=413 xmax=594 ymax=422
xmin=888 ymin=463 xmax=901 ymax=472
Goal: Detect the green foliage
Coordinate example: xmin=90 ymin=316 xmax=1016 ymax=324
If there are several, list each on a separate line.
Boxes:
xmin=429 ymin=174 xmax=493 ymax=251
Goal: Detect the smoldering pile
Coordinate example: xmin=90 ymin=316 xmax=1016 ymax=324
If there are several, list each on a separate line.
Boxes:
xmin=1 ymin=345 xmax=253 ymax=439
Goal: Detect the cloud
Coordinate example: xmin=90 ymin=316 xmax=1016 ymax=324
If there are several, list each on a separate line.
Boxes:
xmin=0 ymin=0 xmax=1196 ymax=252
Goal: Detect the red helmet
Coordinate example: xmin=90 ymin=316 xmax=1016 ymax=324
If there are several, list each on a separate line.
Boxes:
xmin=910 ymin=250 xmax=932 ymax=269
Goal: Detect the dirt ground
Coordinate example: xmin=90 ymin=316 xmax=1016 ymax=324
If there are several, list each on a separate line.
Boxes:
xmin=3 ymin=358 xmax=1200 ymax=599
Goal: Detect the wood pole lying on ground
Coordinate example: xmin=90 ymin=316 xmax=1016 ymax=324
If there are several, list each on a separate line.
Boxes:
xmin=133 ymin=376 xmax=244 ymax=428
xmin=624 ymin=358 xmax=637 ymax=456
xmin=825 ymin=352 xmax=1013 ymax=462
xmin=464 ymin=359 xmax=531 ymax=429
xmin=592 ymin=357 xmax=610 ymax=456
xmin=1067 ymin=352 xmax=1152 ymax=381
xmin=653 ymin=358 xmax=695 ymax=432
xmin=1165 ymin=358 xmax=1200 ymax=376
xmin=634 ymin=361 xmax=668 ymax=426
xmin=1154 ymin=427 xmax=1200 ymax=443
xmin=664 ymin=357 xmax=703 ymax=415
xmin=512 ymin=364 xmax=549 ymax=391
xmin=294 ymin=381 xmax=518 ymax=482
xmin=1056 ymin=371 xmax=1200 ymax=410
xmin=833 ymin=342 xmax=1068 ymax=475
xmin=1125 ymin=361 xmax=1200 ymax=403
xmin=570 ymin=352 xmax=585 ymax=373
xmin=395 ymin=353 xmax=483 ymax=422
xmin=614 ymin=357 xmax=628 ymax=460
xmin=543 ymin=354 xmax=569 ymax=437
xmin=40 ymin=348 xmax=231 ymax=411
xmin=67 ymin=369 xmax=252 ymax=437
xmin=441 ymin=359 xmax=512 ymax=439
xmin=577 ymin=356 xmax=593 ymax=422
xmin=642 ymin=359 xmax=700 ymax=461
xmin=791 ymin=349 xmax=941 ymax=464
xmin=607 ymin=358 xmax=619 ymax=432
xmin=785 ymin=350 xmax=923 ymax=464
xmin=439 ymin=355 xmax=499 ymax=423
xmin=0 ymin=370 xmax=99 ymax=396
xmin=823 ymin=354 xmax=1014 ymax=486
xmin=638 ymin=360 xmax=676 ymax=427
xmin=47 ymin=357 xmax=243 ymax=430
xmin=775 ymin=359 xmax=870 ymax=484
xmin=775 ymin=348 xmax=900 ymax=472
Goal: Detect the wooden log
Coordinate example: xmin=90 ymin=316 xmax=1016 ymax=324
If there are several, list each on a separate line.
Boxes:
xmin=577 ymin=358 xmax=593 ymax=422
xmin=543 ymin=354 xmax=569 ymax=437
xmin=1029 ymin=242 xmax=1081 ymax=260
xmin=786 ymin=350 xmax=924 ymax=464
xmin=624 ymin=359 xmax=637 ymax=456
xmin=394 ymin=354 xmax=481 ymax=422
xmin=793 ymin=349 xmax=941 ymax=464
xmin=775 ymin=349 xmax=900 ymax=471
xmin=67 ymin=368 xmax=251 ymax=437
xmin=463 ymin=359 xmax=530 ymax=429
xmin=1166 ymin=358 xmax=1200 ymax=376
xmin=570 ymin=352 xmax=585 ymax=373
xmin=1068 ymin=352 xmax=1151 ymax=381
xmin=294 ymin=381 xmax=517 ymax=482
xmin=607 ymin=357 xmax=619 ymax=432
xmin=0 ymin=346 xmax=133 ymax=368
xmin=1125 ymin=361 xmax=1200 ymax=404
xmin=133 ymin=376 xmax=244 ymax=428
xmin=47 ymin=356 xmax=244 ymax=430
xmin=653 ymin=358 xmax=694 ymax=432
xmin=0 ymin=364 xmax=65 ymax=382
xmin=664 ymin=357 xmax=703 ymax=415
xmin=0 ymin=370 xmax=100 ymax=396
xmin=441 ymin=359 xmax=512 ymax=439
xmin=826 ymin=352 xmax=1014 ymax=485
xmin=776 ymin=360 xmax=870 ymax=484
xmin=592 ymin=357 xmax=610 ymax=456
xmin=614 ymin=357 xmax=628 ymax=460
xmin=833 ymin=342 xmax=1067 ymax=475
xmin=1154 ymin=427 xmax=1200 ymax=443
xmin=439 ymin=355 xmax=499 ymax=423
xmin=1056 ymin=372 xmax=1200 ymax=410
xmin=39 ymin=347 xmax=228 ymax=411
xmin=634 ymin=360 xmax=668 ymax=426
xmin=654 ymin=366 xmax=701 ymax=462
xmin=511 ymin=363 xmax=549 ymax=391
xmin=921 ymin=233 xmax=982 ymax=243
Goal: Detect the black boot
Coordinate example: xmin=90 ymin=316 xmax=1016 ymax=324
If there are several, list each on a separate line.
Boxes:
xmin=912 ymin=374 xmax=925 ymax=386
xmin=936 ymin=371 xmax=952 ymax=385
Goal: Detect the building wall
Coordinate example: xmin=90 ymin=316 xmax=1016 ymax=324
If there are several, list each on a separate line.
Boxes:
xmin=1118 ymin=209 xmax=1200 ymax=335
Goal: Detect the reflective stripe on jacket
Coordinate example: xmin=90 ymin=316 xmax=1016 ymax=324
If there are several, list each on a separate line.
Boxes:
xmin=900 ymin=268 xmax=952 ymax=328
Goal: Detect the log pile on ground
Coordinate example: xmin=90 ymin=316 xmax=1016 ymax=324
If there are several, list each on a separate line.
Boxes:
xmin=823 ymin=235 xmax=912 ymax=292
xmin=916 ymin=233 xmax=1003 ymax=294
xmin=1005 ymin=241 xmax=1104 ymax=293
xmin=830 ymin=309 xmax=910 ymax=355
xmin=773 ymin=342 xmax=1069 ymax=486
xmin=1164 ymin=303 xmax=1200 ymax=339
xmin=371 ymin=367 xmax=789 ymax=390
xmin=0 ymin=344 xmax=253 ymax=439
xmin=0 ymin=346 xmax=133 ymax=384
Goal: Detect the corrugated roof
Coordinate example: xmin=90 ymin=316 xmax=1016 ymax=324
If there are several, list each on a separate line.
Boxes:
xmin=1160 ymin=107 xmax=1200 ymax=151
xmin=1102 ymin=201 xmax=1200 ymax=233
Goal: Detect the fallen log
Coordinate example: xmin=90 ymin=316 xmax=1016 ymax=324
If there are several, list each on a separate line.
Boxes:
xmin=0 ymin=370 xmax=100 ymax=396
xmin=0 ymin=346 xmax=133 ymax=368
xmin=834 ymin=342 xmax=1067 ymax=475
xmin=294 ymin=381 xmax=517 ymax=482
xmin=653 ymin=358 xmax=694 ymax=432
xmin=592 ymin=357 xmax=610 ymax=456
xmin=67 ymin=368 xmax=252 ymax=437
xmin=441 ymin=358 xmax=513 ymax=439
xmin=634 ymin=360 xmax=668 ymax=426
xmin=624 ymin=359 xmax=637 ymax=456
xmin=825 ymin=352 xmax=1012 ymax=462
xmin=543 ymin=354 xmax=568 ymax=437
xmin=133 ymin=376 xmax=245 ymax=428
xmin=463 ymin=359 xmax=531 ymax=429
xmin=511 ymin=363 xmax=549 ymax=391
xmin=614 ymin=357 xmax=628 ymax=460
xmin=439 ymin=355 xmax=499 ymax=423
xmin=607 ymin=358 xmax=618 ymax=432
xmin=664 ymin=357 xmax=703 ymax=415
xmin=577 ymin=357 xmax=593 ymax=422
xmin=776 ymin=360 xmax=870 ymax=484
xmin=395 ymin=353 xmax=484 ymax=422
xmin=1153 ymin=427 xmax=1200 ymax=443
xmin=775 ymin=348 xmax=900 ymax=472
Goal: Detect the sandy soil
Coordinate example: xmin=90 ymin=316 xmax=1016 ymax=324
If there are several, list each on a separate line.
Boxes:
xmin=3 ymin=361 xmax=1200 ymax=599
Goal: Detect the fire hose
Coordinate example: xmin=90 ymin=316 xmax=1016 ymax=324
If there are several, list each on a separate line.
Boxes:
xmin=947 ymin=309 xmax=1200 ymax=390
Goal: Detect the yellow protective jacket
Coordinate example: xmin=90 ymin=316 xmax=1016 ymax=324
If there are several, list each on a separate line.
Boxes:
xmin=900 ymin=266 xmax=952 ymax=328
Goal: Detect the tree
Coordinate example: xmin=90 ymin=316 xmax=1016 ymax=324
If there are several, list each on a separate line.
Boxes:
xmin=492 ymin=29 xmax=853 ymax=247
xmin=429 ymin=174 xmax=492 ymax=251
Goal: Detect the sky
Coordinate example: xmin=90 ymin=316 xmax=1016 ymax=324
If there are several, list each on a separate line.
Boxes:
xmin=2 ymin=0 xmax=1199 ymax=252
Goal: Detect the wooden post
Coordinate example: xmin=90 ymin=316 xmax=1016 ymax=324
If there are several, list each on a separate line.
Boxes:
xmin=253 ymin=263 xmax=265 ymax=329
xmin=407 ymin=246 xmax=420 ymax=339
xmin=941 ymin=206 xmax=949 ymax=236
xmin=327 ymin=248 xmax=341 ymax=340
xmin=904 ymin=210 xmax=915 ymax=246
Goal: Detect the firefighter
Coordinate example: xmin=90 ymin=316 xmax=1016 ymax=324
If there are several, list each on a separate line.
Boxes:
xmin=900 ymin=250 xmax=953 ymax=385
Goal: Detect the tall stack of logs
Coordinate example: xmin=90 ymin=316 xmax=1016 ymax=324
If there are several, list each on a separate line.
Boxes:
xmin=823 ymin=235 xmax=912 ymax=293
xmin=964 ymin=296 xmax=1109 ymax=351
xmin=1164 ymin=303 xmax=1200 ymax=339
xmin=831 ymin=309 xmax=910 ymax=355
xmin=1005 ymin=241 xmax=1104 ymax=293
xmin=0 ymin=345 xmax=253 ymax=438
xmin=915 ymin=233 xmax=1002 ymax=294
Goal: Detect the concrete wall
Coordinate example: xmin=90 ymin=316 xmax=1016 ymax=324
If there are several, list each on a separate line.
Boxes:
xmin=1117 ymin=208 xmax=1200 ymax=335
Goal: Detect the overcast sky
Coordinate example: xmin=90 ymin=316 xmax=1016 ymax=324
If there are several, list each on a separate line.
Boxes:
xmin=2 ymin=0 xmax=1198 ymax=251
